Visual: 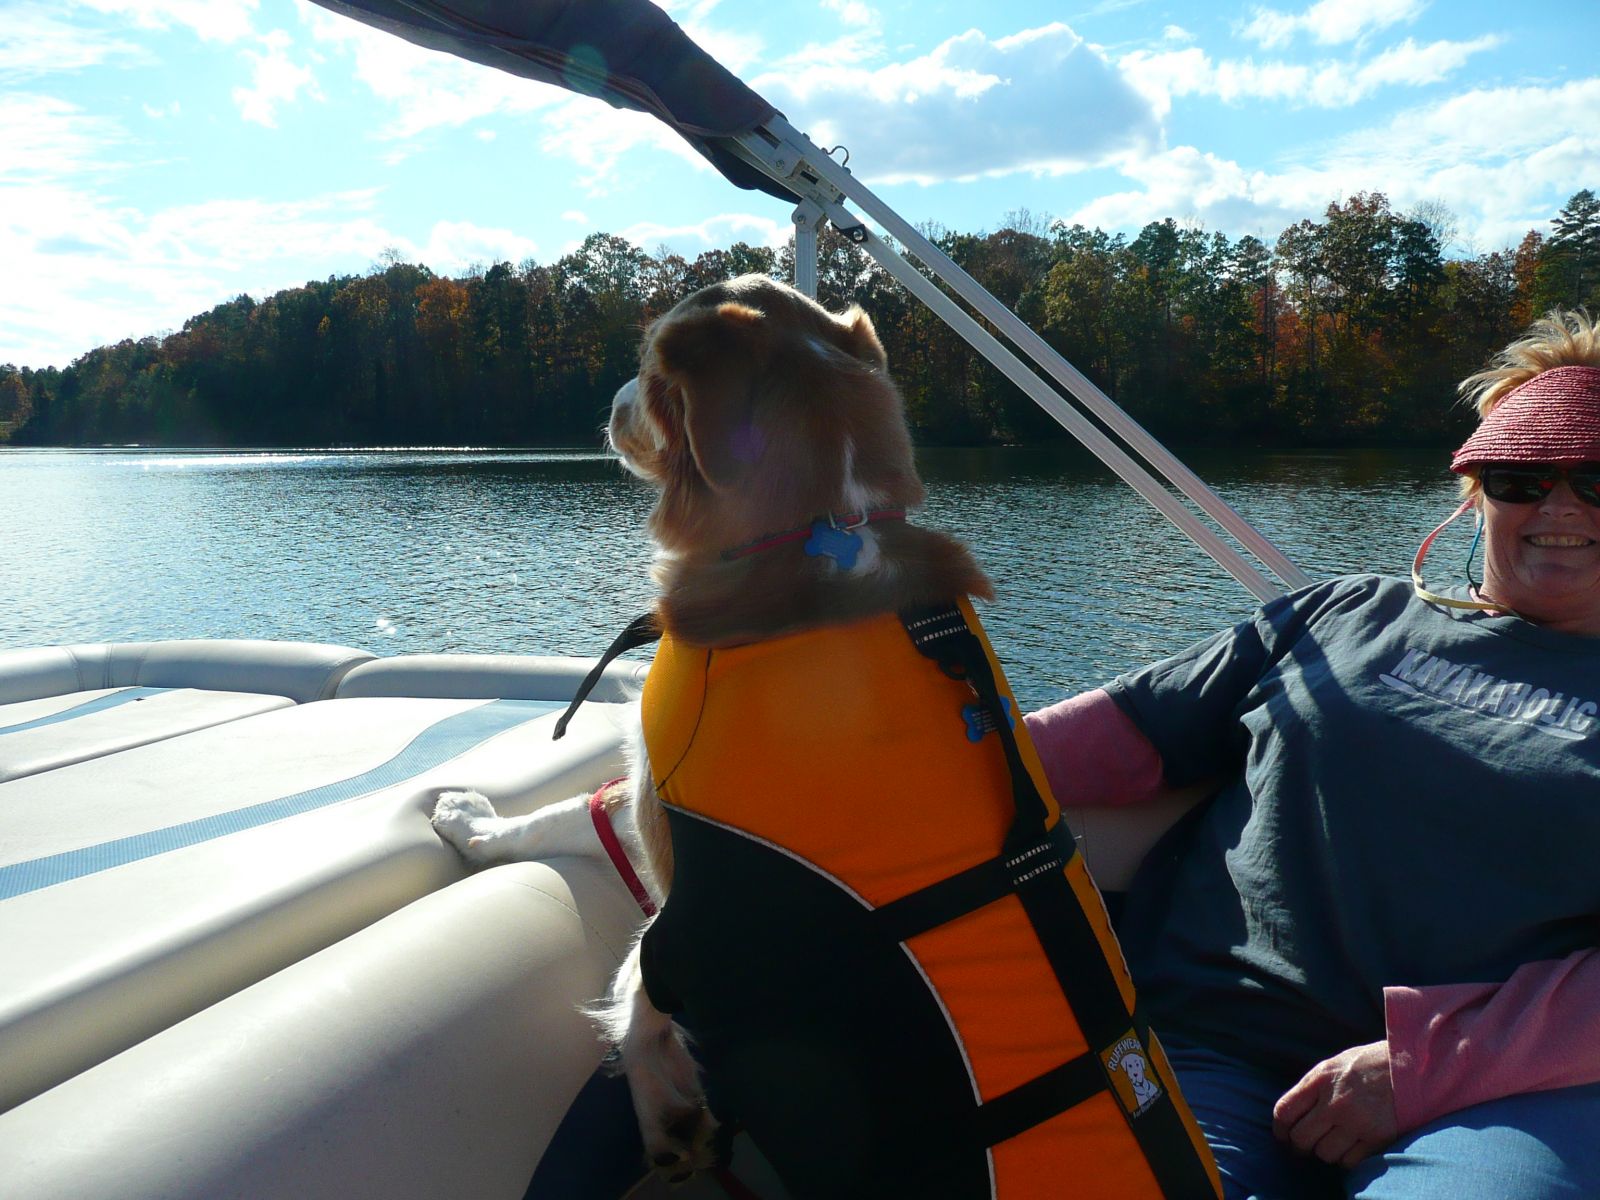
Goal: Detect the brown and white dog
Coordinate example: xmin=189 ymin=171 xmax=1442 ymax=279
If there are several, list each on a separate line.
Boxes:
xmin=433 ymin=274 xmax=991 ymax=1182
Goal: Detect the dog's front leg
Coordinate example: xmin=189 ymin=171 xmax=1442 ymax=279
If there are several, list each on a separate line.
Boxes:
xmin=430 ymin=789 xmax=599 ymax=866
xmin=591 ymin=938 xmax=717 ymax=1184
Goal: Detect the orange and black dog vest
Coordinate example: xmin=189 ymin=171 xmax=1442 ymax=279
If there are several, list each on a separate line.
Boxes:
xmin=639 ymin=600 xmax=1220 ymax=1199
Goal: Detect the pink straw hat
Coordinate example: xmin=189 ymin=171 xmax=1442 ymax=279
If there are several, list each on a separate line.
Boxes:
xmin=1451 ymin=365 xmax=1600 ymax=474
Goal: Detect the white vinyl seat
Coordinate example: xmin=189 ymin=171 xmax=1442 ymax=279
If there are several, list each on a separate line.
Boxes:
xmin=0 ymin=687 xmax=292 ymax=783
xmin=0 ymin=641 xmax=374 ymax=781
xmin=0 ymin=858 xmax=643 ymax=1200
xmin=336 ymin=651 xmax=649 ymax=702
xmin=0 ymin=693 xmax=629 ymax=1112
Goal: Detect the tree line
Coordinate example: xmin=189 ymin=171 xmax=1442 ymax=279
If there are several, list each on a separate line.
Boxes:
xmin=3 ymin=189 xmax=1598 ymax=449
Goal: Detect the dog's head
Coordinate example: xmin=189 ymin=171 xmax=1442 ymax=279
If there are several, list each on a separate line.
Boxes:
xmin=609 ymin=275 xmax=925 ymax=556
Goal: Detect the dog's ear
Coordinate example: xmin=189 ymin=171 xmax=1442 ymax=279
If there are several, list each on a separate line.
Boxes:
xmin=840 ymin=305 xmax=888 ymax=370
xmin=651 ymin=302 xmax=766 ymax=491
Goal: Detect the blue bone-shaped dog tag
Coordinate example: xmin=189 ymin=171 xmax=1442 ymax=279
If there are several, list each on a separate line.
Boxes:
xmin=803 ymin=519 xmax=865 ymax=570
xmin=963 ymin=697 xmax=1015 ymax=742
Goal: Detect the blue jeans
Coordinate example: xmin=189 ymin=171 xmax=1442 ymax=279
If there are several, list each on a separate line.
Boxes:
xmin=1164 ymin=1036 xmax=1600 ymax=1199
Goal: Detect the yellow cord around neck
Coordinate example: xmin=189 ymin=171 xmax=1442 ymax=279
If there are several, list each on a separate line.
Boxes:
xmin=1411 ymin=499 xmax=1524 ymax=617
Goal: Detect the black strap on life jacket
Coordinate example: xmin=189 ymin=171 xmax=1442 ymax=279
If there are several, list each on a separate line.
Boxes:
xmin=890 ymin=602 xmax=1217 ymax=1199
xmin=551 ymin=612 xmax=661 ymax=740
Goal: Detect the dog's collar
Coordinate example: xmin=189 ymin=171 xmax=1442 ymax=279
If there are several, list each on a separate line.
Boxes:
xmin=721 ymin=509 xmax=906 ymax=570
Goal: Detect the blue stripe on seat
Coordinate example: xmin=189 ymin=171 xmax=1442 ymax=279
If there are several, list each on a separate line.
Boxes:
xmin=0 ymin=698 xmax=566 ymax=901
xmin=0 ymin=687 xmax=172 ymax=736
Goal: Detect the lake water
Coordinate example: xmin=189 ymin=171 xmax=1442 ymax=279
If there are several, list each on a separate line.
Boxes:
xmin=0 ymin=445 xmax=1468 ymax=709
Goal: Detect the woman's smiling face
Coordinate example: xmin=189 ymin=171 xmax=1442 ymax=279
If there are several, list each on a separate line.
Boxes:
xmin=1481 ymin=474 xmax=1600 ymax=635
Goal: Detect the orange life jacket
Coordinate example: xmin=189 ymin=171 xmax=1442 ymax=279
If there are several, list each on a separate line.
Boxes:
xmin=639 ymin=599 xmax=1220 ymax=1200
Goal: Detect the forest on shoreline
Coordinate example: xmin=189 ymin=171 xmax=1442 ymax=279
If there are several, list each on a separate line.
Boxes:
xmin=3 ymin=189 xmax=1598 ymax=450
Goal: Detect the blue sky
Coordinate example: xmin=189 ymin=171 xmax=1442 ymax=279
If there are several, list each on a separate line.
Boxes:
xmin=4 ymin=0 xmax=1596 ymax=369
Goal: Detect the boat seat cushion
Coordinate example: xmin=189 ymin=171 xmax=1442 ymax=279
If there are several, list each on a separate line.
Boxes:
xmin=336 ymin=652 xmax=647 ymax=703
xmin=0 ymin=859 xmax=644 ymax=1200
xmin=0 ymin=694 xmax=627 ymax=1112
xmin=0 ymin=641 xmax=377 ymax=782
xmin=0 ymin=687 xmax=293 ymax=783
xmin=0 ymin=640 xmax=374 ymax=707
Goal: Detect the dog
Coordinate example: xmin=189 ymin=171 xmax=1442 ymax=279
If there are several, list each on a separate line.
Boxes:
xmin=434 ymin=273 xmax=986 ymax=1174
xmin=434 ymin=276 xmax=1215 ymax=1199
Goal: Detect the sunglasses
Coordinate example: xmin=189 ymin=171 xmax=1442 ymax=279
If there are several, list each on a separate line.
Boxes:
xmin=1479 ymin=462 xmax=1600 ymax=507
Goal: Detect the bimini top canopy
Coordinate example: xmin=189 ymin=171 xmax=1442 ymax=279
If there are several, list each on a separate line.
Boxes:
xmin=312 ymin=0 xmax=795 ymax=202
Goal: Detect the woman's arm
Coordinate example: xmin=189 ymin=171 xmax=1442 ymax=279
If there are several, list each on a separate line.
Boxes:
xmin=1385 ymin=947 xmax=1600 ymax=1132
xmin=1024 ymin=688 xmax=1167 ymax=808
xmin=1270 ymin=950 xmax=1600 ymax=1164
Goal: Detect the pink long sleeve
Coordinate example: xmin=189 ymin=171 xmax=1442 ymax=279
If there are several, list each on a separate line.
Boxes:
xmin=1023 ymin=688 xmax=1166 ymax=809
xmin=1385 ymin=947 xmax=1600 ymax=1132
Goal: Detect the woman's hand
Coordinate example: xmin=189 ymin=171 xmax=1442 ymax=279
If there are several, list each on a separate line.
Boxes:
xmin=1272 ymin=1040 xmax=1398 ymax=1167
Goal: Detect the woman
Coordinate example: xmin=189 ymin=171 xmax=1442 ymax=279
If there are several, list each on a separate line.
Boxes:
xmin=1026 ymin=310 xmax=1600 ymax=1199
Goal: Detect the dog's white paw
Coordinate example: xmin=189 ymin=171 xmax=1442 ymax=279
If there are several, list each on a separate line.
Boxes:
xmin=430 ymin=789 xmax=512 ymax=865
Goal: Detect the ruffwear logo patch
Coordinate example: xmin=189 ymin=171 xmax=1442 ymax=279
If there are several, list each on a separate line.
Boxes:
xmin=1102 ymin=1032 xmax=1164 ymax=1118
xmin=1379 ymin=648 xmax=1597 ymax=741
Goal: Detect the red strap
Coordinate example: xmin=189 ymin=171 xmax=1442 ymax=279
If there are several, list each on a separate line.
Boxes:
xmin=589 ymin=781 xmax=657 ymax=917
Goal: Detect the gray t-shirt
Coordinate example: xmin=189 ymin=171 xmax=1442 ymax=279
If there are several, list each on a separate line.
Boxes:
xmin=1109 ymin=574 xmax=1600 ymax=1081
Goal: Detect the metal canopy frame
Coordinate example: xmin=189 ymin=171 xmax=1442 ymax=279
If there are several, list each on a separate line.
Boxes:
xmin=728 ymin=116 xmax=1311 ymax=603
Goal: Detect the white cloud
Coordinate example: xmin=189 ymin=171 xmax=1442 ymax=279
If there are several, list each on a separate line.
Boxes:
xmin=139 ymin=191 xmax=392 ymax=269
xmin=1118 ymin=47 xmax=1207 ymax=117
xmin=302 ymin=5 xmax=565 ymax=140
xmin=1163 ymin=25 xmax=1196 ymax=44
xmin=0 ymin=69 xmax=551 ymax=362
xmin=1065 ymin=78 xmax=1600 ymax=254
xmin=770 ymin=29 xmax=884 ymax=71
xmin=0 ymin=3 xmax=147 ymax=78
xmin=617 ymin=212 xmax=790 ymax=256
xmin=1121 ymin=36 xmax=1498 ymax=113
xmin=232 ymin=30 xmax=318 ymax=127
xmin=755 ymin=23 xmax=1160 ymax=186
xmin=1066 ymin=146 xmax=1292 ymax=236
xmin=764 ymin=0 xmax=884 ymax=69
xmin=536 ymin=100 xmax=709 ymax=193
xmin=821 ymin=0 xmax=877 ymax=30
xmin=1 ymin=130 xmax=406 ymax=367
xmin=1240 ymin=0 xmax=1426 ymax=49
xmin=410 ymin=219 xmax=541 ymax=273
xmin=1318 ymin=78 xmax=1600 ymax=248
xmin=77 ymin=0 xmax=260 ymax=45
xmin=1352 ymin=36 xmax=1500 ymax=95
xmin=0 ymin=93 xmax=129 ymax=186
